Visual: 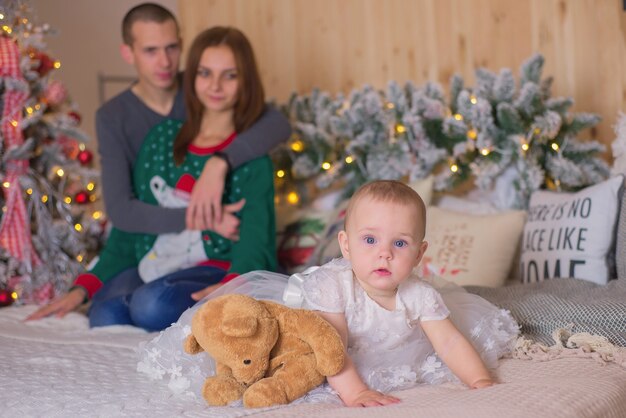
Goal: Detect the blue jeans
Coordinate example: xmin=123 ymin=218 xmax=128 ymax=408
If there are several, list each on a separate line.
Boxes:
xmin=89 ymin=265 xmax=226 ymax=332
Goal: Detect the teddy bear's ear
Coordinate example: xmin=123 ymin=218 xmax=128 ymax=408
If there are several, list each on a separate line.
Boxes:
xmin=183 ymin=334 xmax=204 ymax=354
xmin=222 ymin=316 xmax=258 ymax=337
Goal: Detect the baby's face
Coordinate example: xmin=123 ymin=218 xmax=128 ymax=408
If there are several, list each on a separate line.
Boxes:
xmin=338 ymin=197 xmax=427 ymax=298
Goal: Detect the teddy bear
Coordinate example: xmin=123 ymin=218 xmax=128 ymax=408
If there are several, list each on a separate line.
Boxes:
xmin=183 ymin=293 xmax=345 ymax=408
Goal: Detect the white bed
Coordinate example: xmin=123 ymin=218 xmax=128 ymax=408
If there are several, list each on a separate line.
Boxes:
xmin=3 ymin=304 xmax=626 ymax=418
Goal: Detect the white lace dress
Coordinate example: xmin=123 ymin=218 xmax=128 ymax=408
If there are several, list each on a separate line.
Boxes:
xmin=136 ymin=259 xmax=519 ymax=401
xmin=300 ymin=258 xmax=520 ymax=391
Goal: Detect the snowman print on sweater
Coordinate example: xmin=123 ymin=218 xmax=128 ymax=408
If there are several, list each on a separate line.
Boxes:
xmin=138 ymin=174 xmax=207 ymax=282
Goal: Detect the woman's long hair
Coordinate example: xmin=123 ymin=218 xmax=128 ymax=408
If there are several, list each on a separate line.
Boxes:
xmin=173 ymin=26 xmax=265 ymax=165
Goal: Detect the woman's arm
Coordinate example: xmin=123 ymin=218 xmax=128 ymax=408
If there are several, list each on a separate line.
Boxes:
xmin=187 ymin=106 xmax=292 ymax=230
xmin=421 ymin=318 xmax=494 ymax=388
xmin=317 ymin=311 xmax=401 ymax=407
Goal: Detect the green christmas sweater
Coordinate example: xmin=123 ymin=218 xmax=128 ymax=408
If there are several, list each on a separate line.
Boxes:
xmin=73 ymin=119 xmax=277 ymax=299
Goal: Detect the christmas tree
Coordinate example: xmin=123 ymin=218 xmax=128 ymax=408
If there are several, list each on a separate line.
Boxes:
xmin=272 ymin=54 xmax=610 ymax=210
xmin=0 ymin=1 xmax=104 ymax=306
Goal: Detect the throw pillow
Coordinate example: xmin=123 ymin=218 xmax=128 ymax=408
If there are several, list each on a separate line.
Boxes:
xmin=520 ymin=175 xmax=624 ymax=285
xmin=422 ymin=207 xmax=527 ymax=287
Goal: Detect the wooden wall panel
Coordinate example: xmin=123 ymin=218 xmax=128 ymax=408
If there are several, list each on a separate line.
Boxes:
xmin=179 ymin=0 xmax=626 ymax=155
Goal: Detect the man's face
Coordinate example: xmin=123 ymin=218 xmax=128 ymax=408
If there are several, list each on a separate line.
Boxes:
xmin=124 ymin=19 xmax=181 ymax=91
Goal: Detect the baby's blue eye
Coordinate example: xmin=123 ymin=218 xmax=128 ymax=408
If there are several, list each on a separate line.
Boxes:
xmin=394 ymin=240 xmax=407 ymax=248
xmin=365 ymin=236 xmax=376 ymax=245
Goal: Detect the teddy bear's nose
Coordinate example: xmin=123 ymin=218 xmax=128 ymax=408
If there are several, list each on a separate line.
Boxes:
xmin=243 ymin=359 xmax=251 ymax=365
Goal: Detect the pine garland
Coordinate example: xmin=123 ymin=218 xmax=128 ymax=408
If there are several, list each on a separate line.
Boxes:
xmin=273 ymin=54 xmax=610 ymax=209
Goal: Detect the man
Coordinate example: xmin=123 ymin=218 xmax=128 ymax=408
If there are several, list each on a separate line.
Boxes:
xmin=27 ymin=3 xmax=290 ymax=320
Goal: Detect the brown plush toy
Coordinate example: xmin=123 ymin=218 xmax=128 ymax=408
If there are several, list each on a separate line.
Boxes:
xmin=183 ymin=293 xmax=345 ymax=408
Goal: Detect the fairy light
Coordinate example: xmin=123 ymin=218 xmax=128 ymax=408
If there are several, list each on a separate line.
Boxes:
xmin=41 ymin=195 xmax=48 ymax=203
xmin=56 ymin=168 xmax=65 ymax=177
xmin=276 ymin=170 xmax=285 ymax=178
xmin=470 ymin=95 xmax=478 ymax=104
xmin=345 ymin=156 xmax=354 ymax=164
xmin=480 ymin=148 xmax=491 ymax=156
xmin=395 ymin=123 xmax=407 ymax=134
xmin=290 ymin=140 xmax=304 ymax=152
xmin=450 ymin=163 xmax=459 ymax=173
xmin=453 ymin=113 xmax=463 ymax=121
xmin=321 ymin=162 xmax=331 ymax=170
xmin=86 ymin=182 xmax=95 ymax=191
xmin=0 ymin=13 xmax=4 ymax=19
xmin=11 ymin=292 xmax=17 ymax=301
xmin=64 ymin=196 xmax=72 ymax=204
xmin=467 ymin=129 xmax=477 ymax=140
xmin=79 ymin=143 xmax=86 ymax=151
xmin=76 ymin=254 xmax=84 ymax=262
xmin=551 ymin=142 xmax=560 ymax=151
xmin=2 ymin=25 xmax=12 ymax=34
xmin=74 ymin=223 xmax=82 ymax=232
xmin=2 ymin=182 xmax=10 ymax=188
xmin=385 ymin=102 xmax=395 ymax=110
xmin=26 ymin=188 xmax=33 ymax=195
xmin=89 ymin=194 xmax=97 ymax=202
xmin=287 ymin=191 xmax=299 ymax=205
xmin=10 ymin=120 xmax=18 ymax=127
xmin=53 ymin=60 xmax=61 ymax=69
xmin=26 ymin=106 xmax=33 ymax=114
xmin=533 ymin=128 xmax=541 ymax=135
xmin=92 ymin=211 xmax=103 ymax=220
xmin=521 ymin=143 xmax=529 ymax=151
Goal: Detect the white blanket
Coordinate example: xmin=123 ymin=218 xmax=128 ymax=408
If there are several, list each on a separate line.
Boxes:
xmin=3 ymin=305 xmax=626 ymax=418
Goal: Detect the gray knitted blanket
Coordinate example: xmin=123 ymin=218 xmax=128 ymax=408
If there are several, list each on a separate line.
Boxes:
xmin=466 ymin=278 xmax=626 ymax=346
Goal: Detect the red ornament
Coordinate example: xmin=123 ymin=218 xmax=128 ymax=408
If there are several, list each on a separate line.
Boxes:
xmin=68 ymin=111 xmax=82 ymax=124
xmin=77 ymin=149 xmax=93 ymax=165
xmin=0 ymin=289 xmax=15 ymax=307
xmin=74 ymin=191 xmax=89 ymax=204
xmin=33 ymin=51 xmax=56 ymax=76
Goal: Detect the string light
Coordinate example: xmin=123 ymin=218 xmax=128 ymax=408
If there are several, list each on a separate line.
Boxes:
xmin=321 ymin=162 xmax=331 ymax=170
xmin=74 ymin=223 xmax=82 ymax=232
xmin=2 ymin=182 xmax=10 ymax=188
xmin=41 ymin=195 xmax=48 ymax=203
xmin=86 ymin=182 xmax=95 ymax=191
xmin=385 ymin=102 xmax=395 ymax=110
xmin=26 ymin=106 xmax=33 ymax=114
xmin=64 ymin=196 xmax=72 ymax=204
xmin=470 ymin=95 xmax=478 ymax=104
xmin=276 ymin=170 xmax=285 ymax=178
xmin=56 ymin=168 xmax=64 ymax=177
xmin=521 ymin=143 xmax=529 ymax=151
xmin=89 ymin=194 xmax=97 ymax=202
xmin=290 ymin=140 xmax=303 ymax=152
xmin=10 ymin=120 xmax=18 ymax=127
xmin=394 ymin=123 xmax=407 ymax=134
xmin=551 ymin=142 xmax=560 ymax=151
xmin=92 ymin=211 xmax=102 ymax=220
xmin=450 ymin=163 xmax=459 ymax=173
xmin=480 ymin=148 xmax=491 ymax=156
xmin=2 ymin=25 xmax=12 ymax=34
xmin=53 ymin=60 xmax=61 ymax=69
xmin=467 ymin=129 xmax=477 ymax=140
xmin=26 ymin=188 xmax=33 ymax=194
xmin=453 ymin=113 xmax=463 ymax=121
xmin=345 ymin=156 xmax=354 ymax=164
xmin=79 ymin=143 xmax=86 ymax=151
xmin=0 ymin=13 xmax=5 ymax=19
xmin=287 ymin=191 xmax=299 ymax=205
xmin=76 ymin=254 xmax=84 ymax=262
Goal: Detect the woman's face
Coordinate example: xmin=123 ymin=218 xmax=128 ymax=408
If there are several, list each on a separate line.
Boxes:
xmin=194 ymin=45 xmax=239 ymax=114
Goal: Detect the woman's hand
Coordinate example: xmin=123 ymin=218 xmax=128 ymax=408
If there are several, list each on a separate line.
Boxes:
xmin=211 ymin=199 xmax=245 ymax=240
xmin=344 ymin=389 xmax=401 ymax=407
xmin=191 ymin=283 xmax=224 ymax=301
xmin=186 ymin=156 xmax=229 ymax=230
xmin=25 ymin=288 xmax=86 ymax=321
xmin=470 ymin=378 xmax=495 ymax=389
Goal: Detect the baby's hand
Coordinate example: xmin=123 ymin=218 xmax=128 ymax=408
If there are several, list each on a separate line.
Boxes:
xmin=345 ymin=389 xmax=400 ymax=407
xmin=470 ymin=378 xmax=495 ymax=389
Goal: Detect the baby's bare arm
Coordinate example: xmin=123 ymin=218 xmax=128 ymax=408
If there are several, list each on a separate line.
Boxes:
xmin=316 ymin=311 xmax=401 ymax=407
xmin=421 ymin=318 xmax=494 ymax=388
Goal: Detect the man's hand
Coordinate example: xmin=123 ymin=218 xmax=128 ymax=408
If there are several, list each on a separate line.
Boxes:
xmin=191 ymin=283 xmax=223 ymax=301
xmin=343 ymin=389 xmax=401 ymax=407
xmin=25 ymin=288 xmax=86 ymax=321
xmin=186 ymin=157 xmax=228 ymax=230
